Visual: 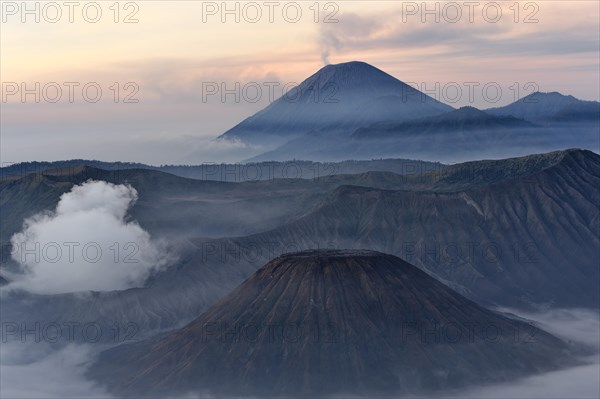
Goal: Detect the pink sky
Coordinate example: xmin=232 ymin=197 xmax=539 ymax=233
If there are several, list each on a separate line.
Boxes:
xmin=1 ymin=1 xmax=599 ymax=163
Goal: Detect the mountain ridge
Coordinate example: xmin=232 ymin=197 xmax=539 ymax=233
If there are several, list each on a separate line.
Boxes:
xmin=218 ymin=149 xmax=600 ymax=308
xmin=89 ymin=250 xmax=574 ymax=397
xmin=486 ymin=91 xmax=600 ymax=122
xmin=218 ymin=60 xmax=452 ymax=146
xmin=2 ymin=149 xmax=597 ymax=351
xmin=352 ymin=106 xmax=536 ymax=140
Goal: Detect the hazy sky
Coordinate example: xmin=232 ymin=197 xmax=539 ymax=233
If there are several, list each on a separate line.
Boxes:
xmin=1 ymin=1 xmax=599 ymax=164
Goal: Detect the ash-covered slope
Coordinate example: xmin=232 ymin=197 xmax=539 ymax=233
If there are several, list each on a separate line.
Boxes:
xmin=90 ymin=250 xmax=572 ymax=397
xmin=0 ymin=162 xmax=442 ymax=251
xmin=219 ymin=61 xmax=451 ymax=146
xmin=224 ymin=149 xmax=600 ymax=308
xmin=3 ymin=150 xmax=597 ymax=349
xmin=0 ymin=165 xmax=328 ymax=241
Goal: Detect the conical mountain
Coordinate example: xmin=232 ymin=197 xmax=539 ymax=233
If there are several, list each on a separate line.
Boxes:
xmin=219 ymin=61 xmax=452 ymax=146
xmin=91 ymin=250 xmax=572 ymax=397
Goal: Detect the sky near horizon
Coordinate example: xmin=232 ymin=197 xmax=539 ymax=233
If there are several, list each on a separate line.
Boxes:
xmin=1 ymin=0 xmax=599 ymax=164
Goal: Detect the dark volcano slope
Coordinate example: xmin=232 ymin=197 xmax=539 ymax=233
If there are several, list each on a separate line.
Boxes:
xmin=91 ymin=250 xmax=572 ymax=398
xmin=219 ymin=149 xmax=600 ymax=308
xmin=3 ymin=150 xmax=597 ymax=347
xmin=0 ymin=160 xmax=442 ymax=242
xmin=0 ymin=165 xmax=338 ymax=241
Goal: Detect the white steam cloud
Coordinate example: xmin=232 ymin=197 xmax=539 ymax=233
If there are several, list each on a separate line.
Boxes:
xmin=8 ymin=180 xmax=170 ymax=294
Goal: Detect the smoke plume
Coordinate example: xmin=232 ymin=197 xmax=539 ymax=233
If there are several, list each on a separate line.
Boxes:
xmin=9 ymin=180 xmax=170 ymax=294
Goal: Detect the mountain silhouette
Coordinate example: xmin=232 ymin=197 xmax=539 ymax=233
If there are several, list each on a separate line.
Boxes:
xmin=486 ymin=91 xmax=600 ymax=123
xmin=90 ymin=250 xmax=573 ymax=397
xmin=352 ymin=106 xmax=535 ymax=139
xmin=219 ymin=61 xmax=451 ymax=146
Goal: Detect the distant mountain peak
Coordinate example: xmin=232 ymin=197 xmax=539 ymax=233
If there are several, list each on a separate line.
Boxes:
xmin=530 ymin=91 xmax=575 ymax=97
xmin=521 ymin=91 xmax=578 ymax=103
xmin=294 ymin=60 xmax=411 ymax=95
xmin=218 ymin=61 xmax=452 ymax=145
xmin=486 ymin=91 xmax=598 ymax=123
xmin=322 ymin=60 xmax=375 ymax=69
xmin=305 ymin=61 xmax=394 ymax=88
xmin=316 ymin=60 xmax=390 ymax=77
xmin=453 ymin=106 xmax=490 ymax=117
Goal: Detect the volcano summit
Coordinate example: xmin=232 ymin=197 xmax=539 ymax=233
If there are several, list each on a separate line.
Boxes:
xmin=91 ymin=250 xmax=573 ymax=397
xmin=219 ymin=61 xmax=452 ymax=146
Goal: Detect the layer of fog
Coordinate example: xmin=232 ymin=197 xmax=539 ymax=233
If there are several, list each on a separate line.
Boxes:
xmin=0 ymin=342 xmax=110 ymax=398
xmin=1 ymin=105 xmax=269 ymax=165
xmin=1 ymin=307 xmax=597 ymax=398
xmin=7 ymin=180 xmax=171 ymax=294
xmin=457 ymin=308 xmax=600 ymax=399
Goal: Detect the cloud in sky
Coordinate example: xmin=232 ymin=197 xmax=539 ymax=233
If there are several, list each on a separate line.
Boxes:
xmin=8 ymin=181 xmax=171 ymax=294
xmin=318 ymin=4 xmax=599 ymax=60
xmin=1 ymin=1 xmax=598 ymax=163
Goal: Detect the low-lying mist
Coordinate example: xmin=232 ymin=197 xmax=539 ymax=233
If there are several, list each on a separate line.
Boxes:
xmin=1 ymin=308 xmax=597 ymax=398
xmin=0 ymin=342 xmax=110 ymax=398
xmin=457 ymin=308 xmax=599 ymax=399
